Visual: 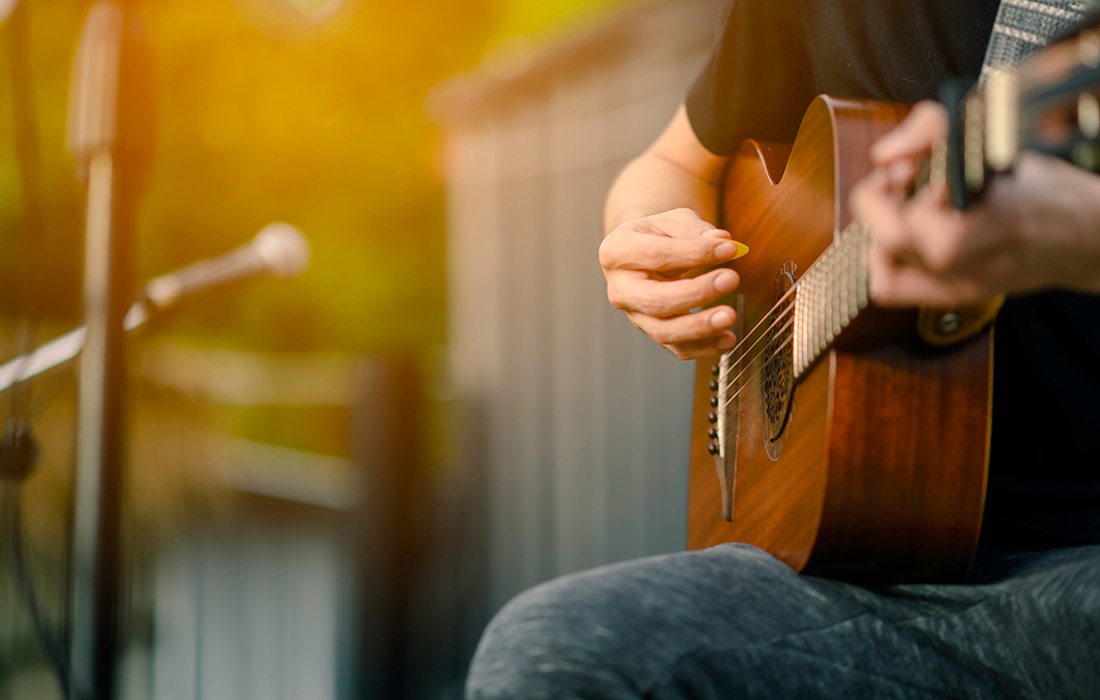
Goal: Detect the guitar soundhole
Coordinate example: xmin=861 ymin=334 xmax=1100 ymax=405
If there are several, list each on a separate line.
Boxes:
xmin=762 ymin=261 xmax=796 ymax=458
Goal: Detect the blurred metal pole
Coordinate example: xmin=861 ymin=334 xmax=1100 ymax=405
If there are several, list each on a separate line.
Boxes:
xmin=352 ymin=356 xmax=427 ymax=699
xmin=67 ymin=2 xmax=150 ymax=696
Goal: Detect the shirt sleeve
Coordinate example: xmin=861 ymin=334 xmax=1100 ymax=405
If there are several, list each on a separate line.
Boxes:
xmin=685 ymin=0 xmax=817 ymax=155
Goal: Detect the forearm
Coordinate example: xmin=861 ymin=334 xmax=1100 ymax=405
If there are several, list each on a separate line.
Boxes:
xmin=603 ymin=105 xmax=728 ymax=236
xmin=598 ymin=106 xmax=740 ymax=359
xmin=603 ymin=152 xmax=721 ymax=235
xmin=602 ymin=150 xmax=721 ymax=235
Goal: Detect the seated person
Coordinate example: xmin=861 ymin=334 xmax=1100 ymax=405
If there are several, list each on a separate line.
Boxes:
xmin=467 ymin=2 xmax=1100 ymax=697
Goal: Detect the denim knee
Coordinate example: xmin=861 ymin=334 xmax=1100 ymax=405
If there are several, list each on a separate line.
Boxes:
xmin=465 ymin=573 xmax=641 ymax=699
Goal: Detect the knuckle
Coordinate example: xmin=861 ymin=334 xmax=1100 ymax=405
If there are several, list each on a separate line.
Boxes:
xmin=606 ymin=282 xmax=627 ymax=310
xmin=598 ymin=237 xmax=616 ymax=269
xmin=625 ymin=313 xmax=648 ymax=334
xmin=923 ymin=238 xmax=961 ymax=273
xmin=695 ymin=276 xmax=720 ymax=303
xmin=667 ymin=345 xmax=690 ymax=361
xmin=637 ymin=296 xmax=665 ymax=317
xmin=653 ymin=330 xmax=675 ymax=345
xmin=636 ymin=247 xmax=664 ymax=271
xmin=646 ymin=323 xmax=672 ymax=344
xmin=601 ymin=231 xmax=635 ymax=268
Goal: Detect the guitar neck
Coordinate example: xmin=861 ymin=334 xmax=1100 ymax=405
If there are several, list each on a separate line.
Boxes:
xmin=786 ymin=21 xmax=1100 ymax=376
xmin=789 ymin=223 xmax=870 ymax=379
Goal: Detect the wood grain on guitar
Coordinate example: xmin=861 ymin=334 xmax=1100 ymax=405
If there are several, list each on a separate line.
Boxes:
xmin=686 ymin=16 xmax=1100 ymax=583
xmin=687 ymin=97 xmax=993 ymax=582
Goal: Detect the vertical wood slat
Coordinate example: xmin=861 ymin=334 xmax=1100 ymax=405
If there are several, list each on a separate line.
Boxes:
xmin=151 ymin=524 xmax=344 ymax=700
xmin=441 ymin=0 xmax=726 ymax=611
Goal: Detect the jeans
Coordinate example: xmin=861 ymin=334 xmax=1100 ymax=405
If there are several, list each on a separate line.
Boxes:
xmin=466 ymin=543 xmax=1100 ymax=698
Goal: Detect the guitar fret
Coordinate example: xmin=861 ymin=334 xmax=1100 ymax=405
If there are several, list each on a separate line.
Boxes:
xmin=847 ymin=230 xmax=859 ymax=319
xmin=829 ymin=244 xmax=840 ymax=340
xmin=824 ymin=247 xmax=833 ymax=344
xmin=818 ymin=250 xmax=827 ymax=348
xmin=857 ymin=224 xmax=869 ymax=310
xmin=791 ymin=221 xmax=877 ymax=381
xmin=839 ymin=231 xmax=851 ymax=329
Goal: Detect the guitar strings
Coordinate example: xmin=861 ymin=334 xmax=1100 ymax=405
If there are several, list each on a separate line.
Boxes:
xmin=707 ymin=59 xmax=1081 ymax=440
xmin=711 ymin=223 xmax=863 ymax=393
xmin=713 ymin=312 xmax=796 ymax=411
xmin=716 ymin=330 xmax=796 ymax=417
xmin=713 ymin=299 xmax=795 ymax=385
xmin=711 ymin=267 xmax=804 ymax=385
xmin=706 ymin=333 xmax=799 ymax=456
xmin=711 ymin=119 xmax=1067 ymax=404
xmin=706 ymin=50 xmax=1094 ymax=451
xmin=713 ymin=219 xmax=867 ymax=387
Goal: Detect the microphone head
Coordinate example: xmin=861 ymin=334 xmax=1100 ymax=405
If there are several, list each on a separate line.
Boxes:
xmin=253 ymin=223 xmax=310 ymax=278
xmin=1 ymin=0 xmax=20 ymax=24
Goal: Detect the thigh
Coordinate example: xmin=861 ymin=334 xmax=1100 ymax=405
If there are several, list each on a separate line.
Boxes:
xmin=465 ymin=544 xmax=1100 ymax=699
xmin=466 ymin=544 xmax=929 ymax=699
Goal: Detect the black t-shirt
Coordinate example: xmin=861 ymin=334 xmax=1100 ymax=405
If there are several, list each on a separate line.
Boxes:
xmin=686 ymin=0 xmax=1100 ymax=553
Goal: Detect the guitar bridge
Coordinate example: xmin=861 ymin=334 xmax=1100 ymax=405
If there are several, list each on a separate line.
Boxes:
xmin=710 ymin=295 xmax=743 ymax=522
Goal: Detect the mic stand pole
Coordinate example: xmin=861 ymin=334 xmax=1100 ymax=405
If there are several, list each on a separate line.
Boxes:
xmin=68 ymin=3 xmax=139 ymax=697
xmin=72 ymin=124 xmax=125 ymax=700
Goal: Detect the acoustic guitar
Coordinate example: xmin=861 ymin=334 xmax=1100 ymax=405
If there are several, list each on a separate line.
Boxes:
xmin=687 ymin=23 xmax=1100 ymax=581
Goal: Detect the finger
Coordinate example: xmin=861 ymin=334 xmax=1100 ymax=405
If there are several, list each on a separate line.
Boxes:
xmin=901 ymin=186 xmax=976 ymax=274
xmin=600 ymin=230 xmax=746 ymax=273
xmin=653 ymin=229 xmax=747 ymax=280
xmin=644 ymin=208 xmax=720 ymax=239
xmin=626 ymin=305 xmax=736 ymax=346
xmin=870 ymin=101 xmax=948 ymax=166
xmin=608 ymin=267 xmax=739 ymax=317
xmin=850 ymin=171 xmax=912 ymax=260
xmin=665 ymin=332 xmax=738 ymax=361
xmin=885 ymin=159 xmax=917 ymax=191
xmin=869 ymin=244 xmax=986 ymax=307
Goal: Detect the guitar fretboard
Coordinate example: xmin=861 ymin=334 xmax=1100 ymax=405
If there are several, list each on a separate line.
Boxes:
xmin=791 ymin=222 xmax=871 ymax=378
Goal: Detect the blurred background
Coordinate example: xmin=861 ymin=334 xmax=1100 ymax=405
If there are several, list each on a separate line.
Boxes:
xmin=0 ymin=0 xmax=723 ymax=696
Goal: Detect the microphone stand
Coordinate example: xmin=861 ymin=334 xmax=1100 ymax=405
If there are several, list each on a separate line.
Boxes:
xmin=66 ymin=2 xmax=150 ymax=697
xmin=0 ymin=303 xmax=150 ymax=396
xmin=0 ymin=221 xmax=309 ymax=394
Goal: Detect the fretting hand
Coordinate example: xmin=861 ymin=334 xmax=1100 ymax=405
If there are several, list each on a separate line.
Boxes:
xmin=850 ymin=101 xmax=1100 ymax=306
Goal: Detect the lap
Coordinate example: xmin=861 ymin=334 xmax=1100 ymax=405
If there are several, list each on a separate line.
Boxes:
xmin=466 ymin=543 xmax=1100 ymax=699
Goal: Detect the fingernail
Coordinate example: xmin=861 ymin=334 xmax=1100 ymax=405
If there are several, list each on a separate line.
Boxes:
xmin=714 ymin=241 xmax=750 ymax=261
xmin=710 ymin=309 xmax=732 ymax=328
xmin=714 ymin=242 xmax=736 ymax=258
xmin=713 ymin=270 xmax=738 ymax=292
xmin=717 ymin=334 xmax=737 ymax=350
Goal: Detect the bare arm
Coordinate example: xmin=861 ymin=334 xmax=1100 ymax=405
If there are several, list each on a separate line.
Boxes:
xmin=599 ymin=106 xmax=747 ymax=359
xmin=603 ymin=105 xmax=730 ymax=231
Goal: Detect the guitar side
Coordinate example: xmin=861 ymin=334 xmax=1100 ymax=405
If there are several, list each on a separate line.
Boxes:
xmin=686 ymin=97 xmax=992 ymax=582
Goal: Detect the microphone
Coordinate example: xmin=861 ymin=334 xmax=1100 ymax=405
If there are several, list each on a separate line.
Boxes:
xmin=140 ymin=223 xmax=309 ymax=312
xmin=0 ymin=0 xmax=19 ymax=24
xmin=0 ymin=223 xmax=310 ymax=393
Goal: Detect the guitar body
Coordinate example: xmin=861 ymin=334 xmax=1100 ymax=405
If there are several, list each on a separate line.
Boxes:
xmin=687 ymin=96 xmax=993 ymax=581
